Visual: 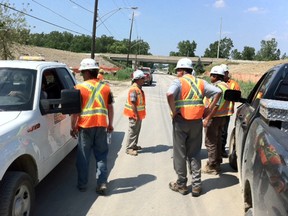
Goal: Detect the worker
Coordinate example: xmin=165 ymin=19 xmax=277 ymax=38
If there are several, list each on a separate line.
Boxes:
xmin=220 ymin=64 xmax=241 ymax=158
xmin=70 ymin=58 xmax=114 ymax=195
xmin=97 ymin=69 xmax=105 ymax=81
xmin=167 ymin=58 xmax=221 ymax=197
xmin=123 ymin=70 xmax=146 ymax=156
xmin=203 ymin=65 xmax=230 ymax=175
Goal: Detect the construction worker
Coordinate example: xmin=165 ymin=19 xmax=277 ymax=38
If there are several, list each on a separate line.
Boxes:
xmin=167 ymin=58 xmax=221 ymax=197
xmin=70 ymin=58 xmax=114 ymax=195
xmin=97 ymin=69 xmax=105 ymax=81
xmin=203 ymin=65 xmax=230 ymax=175
xmin=123 ymin=70 xmax=146 ymax=156
xmin=220 ymin=64 xmax=241 ymax=158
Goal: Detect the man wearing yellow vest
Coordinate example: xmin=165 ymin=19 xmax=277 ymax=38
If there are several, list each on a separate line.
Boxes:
xmin=220 ymin=64 xmax=240 ymax=158
xmin=70 ymin=58 xmax=114 ymax=195
xmin=123 ymin=70 xmax=146 ymax=156
xmin=203 ymin=65 xmax=230 ymax=175
xmin=167 ymin=58 xmax=221 ymax=197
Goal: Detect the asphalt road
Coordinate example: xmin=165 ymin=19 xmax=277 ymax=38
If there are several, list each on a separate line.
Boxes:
xmin=34 ymin=73 xmax=244 ymax=216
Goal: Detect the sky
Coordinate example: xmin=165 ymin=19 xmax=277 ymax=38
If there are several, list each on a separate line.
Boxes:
xmin=5 ymin=0 xmax=288 ymax=57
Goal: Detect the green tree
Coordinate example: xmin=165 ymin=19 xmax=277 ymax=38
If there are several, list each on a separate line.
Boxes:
xmin=194 ymin=58 xmax=205 ymax=74
xmin=231 ymin=49 xmax=242 ymax=60
xmin=70 ymin=34 xmax=91 ymax=52
xmin=0 ymin=0 xmax=30 ymax=59
xmin=95 ymin=35 xmax=116 ymax=53
xmin=204 ymin=37 xmax=234 ymax=58
xmin=242 ymin=46 xmax=255 ymax=60
xmin=255 ymin=38 xmax=280 ymax=61
xmin=169 ymin=40 xmax=197 ymax=57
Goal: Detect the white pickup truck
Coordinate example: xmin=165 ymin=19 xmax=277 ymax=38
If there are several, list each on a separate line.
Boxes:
xmin=0 ymin=60 xmax=81 ymax=216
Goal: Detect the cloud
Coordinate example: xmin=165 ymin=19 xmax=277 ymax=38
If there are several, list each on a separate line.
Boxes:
xmin=245 ymin=7 xmax=266 ymax=14
xmin=214 ymin=0 xmax=225 ymax=8
xmin=264 ymin=32 xmax=277 ymax=40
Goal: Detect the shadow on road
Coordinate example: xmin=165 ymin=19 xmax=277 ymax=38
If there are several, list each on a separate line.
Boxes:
xmin=107 ymin=174 xmax=157 ymax=195
xmin=139 ymin=144 xmax=172 ymax=154
xmin=34 ymin=131 xmax=125 ymax=216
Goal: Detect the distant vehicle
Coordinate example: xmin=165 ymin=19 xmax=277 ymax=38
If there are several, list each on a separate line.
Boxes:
xmin=226 ymin=63 xmax=288 ymax=216
xmin=139 ymin=67 xmax=153 ymax=86
xmin=0 ymin=60 xmax=81 ymax=215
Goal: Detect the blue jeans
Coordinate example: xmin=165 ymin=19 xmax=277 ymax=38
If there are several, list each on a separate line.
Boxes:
xmin=76 ymin=127 xmax=108 ymax=188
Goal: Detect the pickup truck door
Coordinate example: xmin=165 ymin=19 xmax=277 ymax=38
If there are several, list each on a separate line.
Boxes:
xmin=41 ymin=68 xmax=77 ymax=156
xmin=235 ymin=71 xmax=274 ymax=176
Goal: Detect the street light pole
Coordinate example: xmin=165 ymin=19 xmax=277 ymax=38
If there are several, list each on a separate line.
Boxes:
xmin=91 ymin=0 xmax=99 ymax=59
xmin=217 ymin=17 xmax=222 ymax=59
xmin=126 ymin=7 xmax=137 ymax=67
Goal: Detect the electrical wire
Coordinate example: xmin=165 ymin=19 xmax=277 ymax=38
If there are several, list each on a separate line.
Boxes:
xmin=0 ymin=3 xmax=85 ymax=35
xmin=32 ymin=0 xmax=91 ymax=34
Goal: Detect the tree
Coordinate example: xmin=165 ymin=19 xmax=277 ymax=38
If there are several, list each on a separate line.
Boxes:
xmin=204 ymin=37 xmax=234 ymax=58
xmin=194 ymin=58 xmax=205 ymax=74
xmin=231 ymin=49 xmax=242 ymax=60
xmin=242 ymin=46 xmax=255 ymax=60
xmin=255 ymin=38 xmax=280 ymax=61
xmin=170 ymin=40 xmax=197 ymax=57
xmin=0 ymin=1 xmax=30 ymax=59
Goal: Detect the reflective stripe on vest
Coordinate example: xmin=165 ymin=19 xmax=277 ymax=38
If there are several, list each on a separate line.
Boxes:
xmin=76 ymin=80 xmax=109 ymax=128
xmin=214 ymin=82 xmax=230 ymax=117
xmin=176 ymin=75 xmax=205 ymax=120
xmin=123 ymin=83 xmax=146 ymax=120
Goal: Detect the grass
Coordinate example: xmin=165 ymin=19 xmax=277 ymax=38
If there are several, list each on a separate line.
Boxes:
xmin=105 ymin=68 xmax=133 ymax=81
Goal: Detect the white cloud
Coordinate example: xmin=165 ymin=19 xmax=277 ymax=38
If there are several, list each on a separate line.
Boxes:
xmin=245 ymin=7 xmax=266 ymax=14
xmin=214 ymin=0 xmax=225 ymax=8
xmin=264 ymin=32 xmax=277 ymax=40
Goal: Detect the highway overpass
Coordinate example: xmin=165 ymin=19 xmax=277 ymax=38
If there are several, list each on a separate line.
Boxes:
xmin=101 ymin=53 xmax=226 ymax=67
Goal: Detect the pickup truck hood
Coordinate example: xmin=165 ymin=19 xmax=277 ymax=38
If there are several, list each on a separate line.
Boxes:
xmin=0 ymin=112 xmax=21 ymax=127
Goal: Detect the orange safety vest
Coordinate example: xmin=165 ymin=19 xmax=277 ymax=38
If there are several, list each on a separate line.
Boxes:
xmin=75 ymin=79 xmax=110 ymax=128
xmin=227 ymin=78 xmax=240 ymax=115
xmin=214 ymin=82 xmax=231 ymax=117
xmin=176 ymin=74 xmax=205 ymax=120
xmin=123 ymin=83 xmax=146 ymax=120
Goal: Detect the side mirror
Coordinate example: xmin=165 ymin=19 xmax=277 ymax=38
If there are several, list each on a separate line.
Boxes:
xmin=224 ymin=90 xmax=247 ymax=103
xmin=40 ymin=89 xmax=81 ymax=115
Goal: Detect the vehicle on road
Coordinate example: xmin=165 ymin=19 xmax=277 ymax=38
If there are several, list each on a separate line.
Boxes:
xmin=226 ymin=63 xmax=288 ymax=216
xmin=139 ymin=67 xmax=153 ymax=86
xmin=0 ymin=60 xmax=81 ymax=216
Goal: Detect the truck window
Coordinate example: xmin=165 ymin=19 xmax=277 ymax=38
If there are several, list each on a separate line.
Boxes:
xmin=43 ymin=69 xmax=63 ymax=99
xmin=274 ymin=66 xmax=288 ymax=101
xmin=55 ymin=68 xmax=76 ymax=89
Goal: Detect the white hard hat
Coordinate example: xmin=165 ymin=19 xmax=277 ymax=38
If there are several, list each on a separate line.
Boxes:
xmin=175 ymin=58 xmax=193 ymax=70
xmin=220 ymin=64 xmax=229 ymax=72
xmin=210 ymin=65 xmax=225 ymax=76
xmin=79 ymin=58 xmax=99 ymax=71
xmin=133 ymin=70 xmax=145 ymax=81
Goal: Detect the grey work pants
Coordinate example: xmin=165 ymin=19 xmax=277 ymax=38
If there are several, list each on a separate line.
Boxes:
xmin=205 ymin=117 xmax=227 ymax=166
xmin=126 ymin=118 xmax=142 ymax=149
xmin=173 ymin=115 xmax=202 ymax=188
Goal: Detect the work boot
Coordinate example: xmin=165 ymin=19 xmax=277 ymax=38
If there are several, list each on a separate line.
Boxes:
xmin=126 ymin=149 xmax=138 ymax=156
xmin=192 ymin=186 xmax=202 ymax=197
xmin=132 ymin=145 xmax=142 ymax=150
xmin=96 ymin=183 xmax=107 ymax=195
xmin=202 ymin=163 xmax=219 ymax=175
xmin=169 ymin=181 xmax=189 ymax=195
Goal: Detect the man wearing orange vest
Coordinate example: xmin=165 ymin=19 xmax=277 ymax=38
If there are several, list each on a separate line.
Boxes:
xmin=123 ymin=70 xmax=146 ymax=156
xmin=220 ymin=64 xmax=240 ymax=158
xmin=70 ymin=58 xmax=114 ymax=195
xmin=203 ymin=65 xmax=230 ymax=175
xmin=167 ymin=58 xmax=221 ymax=197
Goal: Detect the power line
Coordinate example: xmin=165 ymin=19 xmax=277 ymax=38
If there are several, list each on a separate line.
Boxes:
xmin=68 ymin=0 xmax=93 ymax=13
xmin=32 ymin=0 xmax=91 ymax=34
xmin=0 ymin=3 xmax=85 ymax=35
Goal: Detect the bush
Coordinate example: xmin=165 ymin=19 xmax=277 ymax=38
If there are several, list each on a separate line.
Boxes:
xmin=105 ymin=68 xmax=133 ymax=81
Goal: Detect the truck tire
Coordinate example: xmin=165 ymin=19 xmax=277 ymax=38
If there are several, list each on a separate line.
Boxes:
xmin=0 ymin=171 xmax=35 ymax=216
xmin=229 ymin=128 xmax=238 ymax=171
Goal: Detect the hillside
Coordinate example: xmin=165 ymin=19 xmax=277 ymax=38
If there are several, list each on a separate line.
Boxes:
xmin=12 ymin=45 xmax=287 ymax=83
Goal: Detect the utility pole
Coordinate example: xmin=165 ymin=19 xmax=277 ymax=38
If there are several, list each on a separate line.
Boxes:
xmin=126 ymin=8 xmax=137 ymax=67
xmin=91 ymin=0 xmax=99 ymax=59
xmin=217 ymin=17 xmax=222 ymax=59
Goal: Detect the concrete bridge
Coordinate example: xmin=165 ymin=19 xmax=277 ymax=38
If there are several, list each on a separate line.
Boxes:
xmin=101 ymin=53 xmax=226 ymax=67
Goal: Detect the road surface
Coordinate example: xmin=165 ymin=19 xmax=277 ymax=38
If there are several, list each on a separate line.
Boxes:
xmin=34 ymin=73 xmax=244 ymax=216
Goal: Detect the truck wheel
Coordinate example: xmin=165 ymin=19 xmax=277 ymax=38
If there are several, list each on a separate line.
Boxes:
xmin=229 ymin=129 xmax=238 ymax=171
xmin=0 ymin=172 xmax=35 ymax=216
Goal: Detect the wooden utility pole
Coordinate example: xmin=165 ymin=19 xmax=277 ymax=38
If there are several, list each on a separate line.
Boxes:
xmin=91 ymin=0 xmax=99 ymax=59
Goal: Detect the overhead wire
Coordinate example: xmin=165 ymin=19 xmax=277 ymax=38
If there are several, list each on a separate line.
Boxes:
xmin=0 ymin=2 xmax=85 ymax=35
xmin=31 ymin=0 xmax=91 ymax=34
